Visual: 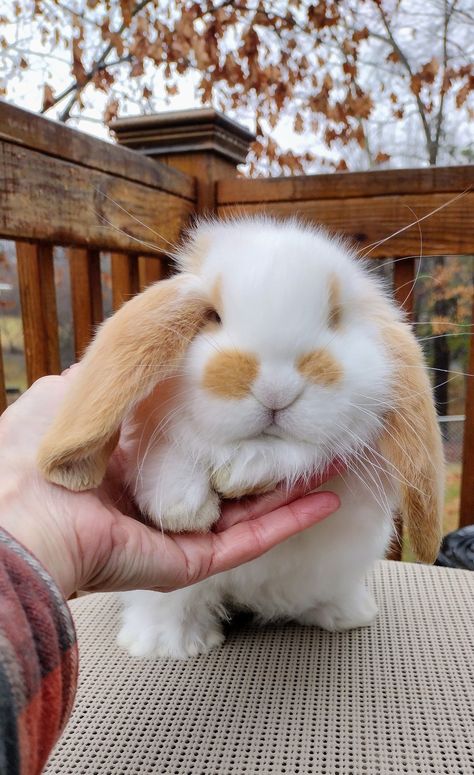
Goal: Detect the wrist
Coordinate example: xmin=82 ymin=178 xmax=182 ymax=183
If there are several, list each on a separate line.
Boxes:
xmin=0 ymin=473 xmax=79 ymax=598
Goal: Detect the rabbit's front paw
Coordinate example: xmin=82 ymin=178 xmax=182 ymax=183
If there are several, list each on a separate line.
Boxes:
xmin=165 ymin=489 xmax=220 ymax=532
xmin=211 ymin=464 xmax=277 ymax=499
xmin=117 ymin=619 xmax=225 ymax=660
xmin=298 ymin=588 xmax=378 ymax=632
xmin=145 ymin=490 xmax=220 ymax=533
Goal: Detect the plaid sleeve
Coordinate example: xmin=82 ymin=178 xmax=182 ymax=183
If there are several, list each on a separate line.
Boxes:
xmin=0 ymin=528 xmax=78 ymax=775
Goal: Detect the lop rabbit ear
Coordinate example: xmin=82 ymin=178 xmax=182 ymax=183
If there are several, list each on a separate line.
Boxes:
xmin=378 ymin=318 xmax=445 ymax=563
xmin=38 ymin=275 xmax=209 ymax=491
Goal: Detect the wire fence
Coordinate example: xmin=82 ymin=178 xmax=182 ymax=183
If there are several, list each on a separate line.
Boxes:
xmin=438 ymin=415 xmax=465 ymax=463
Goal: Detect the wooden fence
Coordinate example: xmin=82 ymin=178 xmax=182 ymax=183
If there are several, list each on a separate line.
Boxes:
xmin=1 ymin=102 xmax=196 ymax=388
xmin=1 ymin=101 xmax=473 ymax=539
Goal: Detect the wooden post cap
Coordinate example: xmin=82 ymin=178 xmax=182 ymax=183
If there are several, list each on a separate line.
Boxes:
xmin=110 ymin=108 xmax=256 ymax=165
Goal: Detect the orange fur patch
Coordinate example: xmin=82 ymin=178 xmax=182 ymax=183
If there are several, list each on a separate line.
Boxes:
xmin=328 ymin=273 xmax=343 ymax=329
xmin=202 ymin=350 xmax=259 ymax=399
xmin=297 ymin=349 xmax=343 ymax=386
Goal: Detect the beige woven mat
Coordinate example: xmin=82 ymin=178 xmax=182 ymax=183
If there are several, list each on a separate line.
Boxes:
xmin=45 ymin=560 xmax=474 ymax=774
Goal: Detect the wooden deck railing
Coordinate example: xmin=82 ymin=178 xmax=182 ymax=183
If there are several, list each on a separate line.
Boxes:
xmin=0 ymin=101 xmax=195 ymax=390
xmin=1 ymin=101 xmax=473 ymax=541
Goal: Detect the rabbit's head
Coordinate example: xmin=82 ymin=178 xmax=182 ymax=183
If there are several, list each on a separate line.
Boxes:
xmin=174 ymin=221 xmax=390 ymax=454
xmin=38 ymin=218 xmax=444 ymax=562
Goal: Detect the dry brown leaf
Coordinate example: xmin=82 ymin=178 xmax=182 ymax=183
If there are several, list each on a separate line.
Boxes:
xmin=104 ymin=98 xmax=119 ymax=123
xmin=456 ymin=79 xmax=473 ymax=108
xmin=352 ymin=27 xmax=369 ymax=43
xmin=410 ymin=74 xmax=422 ymax=96
xmin=42 ymin=83 xmax=55 ymax=111
xmin=294 ymin=112 xmax=304 ymax=133
xmin=418 ymin=57 xmax=439 ymax=84
xmin=343 ymin=61 xmax=357 ymax=77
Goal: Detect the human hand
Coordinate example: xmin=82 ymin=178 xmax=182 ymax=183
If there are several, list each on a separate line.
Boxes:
xmin=0 ymin=371 xmax=340 ymax=599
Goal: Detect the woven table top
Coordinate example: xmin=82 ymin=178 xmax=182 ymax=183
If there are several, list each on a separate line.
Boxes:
xmin=45 ymin=560 xmax=474 ymax=775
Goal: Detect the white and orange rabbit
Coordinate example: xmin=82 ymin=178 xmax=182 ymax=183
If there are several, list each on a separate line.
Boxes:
xmin=38 ymin=218 xmax=444 ymax=659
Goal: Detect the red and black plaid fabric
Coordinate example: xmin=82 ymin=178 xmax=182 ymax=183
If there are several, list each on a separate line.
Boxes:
xmin=0 ymin=529 xmax=78 ymax=774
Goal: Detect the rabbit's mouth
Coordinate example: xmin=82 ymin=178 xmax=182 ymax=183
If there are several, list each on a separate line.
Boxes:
xmin=259 ymin=408 xmax=288 ymax=438
xmin=259 ymin=413 xmax=301 ymax=442
xmin=261 ymin=423 xmax=285 ymax=439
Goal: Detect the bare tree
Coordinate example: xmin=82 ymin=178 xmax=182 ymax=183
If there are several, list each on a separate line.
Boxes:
xmin=1 ymin=0 xmax=472 ymax=174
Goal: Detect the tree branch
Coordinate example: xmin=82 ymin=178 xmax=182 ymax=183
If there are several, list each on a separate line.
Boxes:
xmin=44 ymin=0 xmax=102 ymax=28
xmin=41 ymin=0 xmax=152 ymax=120
xmin=45 ymin=0 xmax=250 ymax=121
xmin=57 ymin=55 xmax=133 ymax=122
xmin=376 ymin=2 xmax=435 ymax=165
xmin=433 ymin=0 xmax=458 ymax=165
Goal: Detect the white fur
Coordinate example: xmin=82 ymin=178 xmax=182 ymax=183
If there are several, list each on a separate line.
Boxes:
xmin=118 ymin=219 xmax=402 ymax=659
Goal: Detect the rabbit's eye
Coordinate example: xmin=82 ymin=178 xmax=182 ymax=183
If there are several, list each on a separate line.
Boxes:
xmin=328 ymin=303 xmax=343 ymax=329
xmin=328 ymin=274 xmax=343 ymax=329
xmin=207 ymin=309 xmax=222 ymax=325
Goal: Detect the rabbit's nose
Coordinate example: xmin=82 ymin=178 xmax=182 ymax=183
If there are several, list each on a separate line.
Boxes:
xmin=263 ymin=392 xmax=300 ymax=411
xmin=255 ymin=382 xmax=303 ymax=411
xmin=253 ymin=365 xmax=304 ymax=411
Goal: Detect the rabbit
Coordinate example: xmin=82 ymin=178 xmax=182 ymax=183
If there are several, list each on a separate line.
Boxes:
xmin=38 ymin=218 xmax=444 ymax=659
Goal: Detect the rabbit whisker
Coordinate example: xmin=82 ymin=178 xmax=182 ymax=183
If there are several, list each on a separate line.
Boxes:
xmin=357 ymin=189 xmax=470 ymax=259
xmin=93 ymin=211 xmax=165 ymax=254
xmin=94 ymin=188 xmax=177 ymax=250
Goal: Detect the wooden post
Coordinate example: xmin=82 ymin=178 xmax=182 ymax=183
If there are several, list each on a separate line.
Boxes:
xmin=138 ymin=255 xmax=167 ymax=291
xmin=111 ymin=253 xmax=139 ymax=310
xmin=69 ymin=248 xmax=103 ymax=359
xmin=392 ymin=257 xmax=416 ymax=321
xmin=16 ymin=242 xmax=61 ymax=384
xmin=111 ymin=108 xmax=255 ymax=214
xmin=387 ymin=257 xmax=417 ymax=561
xmin=459 ymin=295 xmax=474 ymax=527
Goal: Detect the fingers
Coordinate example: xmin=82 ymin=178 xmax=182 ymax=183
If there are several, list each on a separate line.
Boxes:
xmin=216 ymin=461 xmax=344 ymax=532
xmin=206 ymin=490 xmax=340 ymax=579
xmin=87 ymin=490 xmax=340 ymax=593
